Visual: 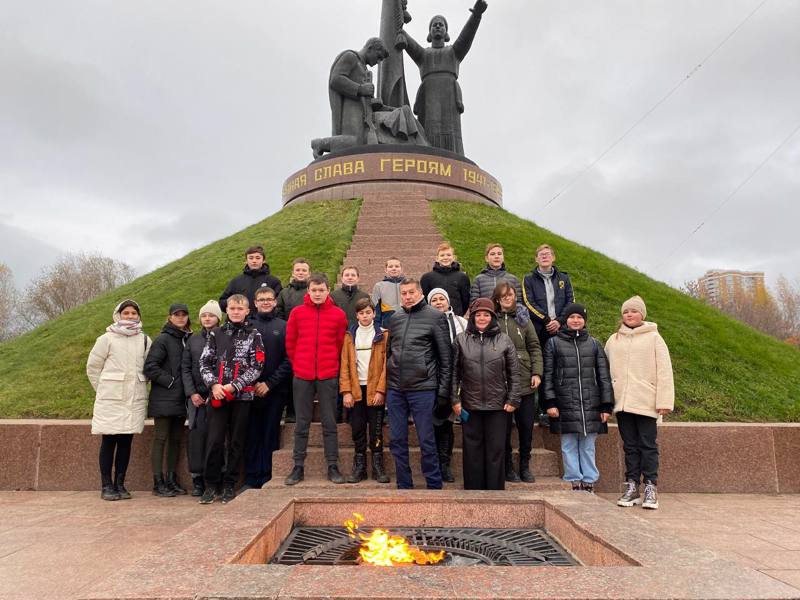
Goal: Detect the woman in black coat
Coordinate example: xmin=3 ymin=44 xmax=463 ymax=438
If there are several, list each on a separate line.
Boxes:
xmin=451 ymin=298 xmax=521 ymax=490
xmin=541 ymin=303 xmax=613 ymax=493
xmin=144 ymin=303 xmax=191 ymax=497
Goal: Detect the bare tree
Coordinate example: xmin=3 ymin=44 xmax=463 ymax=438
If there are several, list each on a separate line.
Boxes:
xmin=0 ymin=263 xmax=18 ymax=341
xmin=774 ymin=276 xmax=800 ymax=339
xmin=22 ymin=252 xmax=135 ymax=324
xmin=680 ymin=279 xmax=701 ymax=299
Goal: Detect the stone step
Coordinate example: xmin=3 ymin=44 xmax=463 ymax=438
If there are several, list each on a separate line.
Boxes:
xmin=262 ymin=475 xmax=569 ymax=491
xmin=280 ymin=422 xmax=547 ymax=449
xmin=271 ymin=447 xmax=560 ymax=478
xmin=341 ymin=254 xmax=434 ymax=264
xmin=355 ymin=226 xmax=440 ymax=235
xmin=356 ymin=211 xmax=434 ymax=217
xmin=348 ymin=238 xmax=441 ymax=246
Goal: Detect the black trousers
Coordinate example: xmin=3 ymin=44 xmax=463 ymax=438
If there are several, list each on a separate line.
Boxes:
xmin=462 ymin=409 xmax=506 ymax=490
xmin=434 ymin=420 xmax=454 ymax=465
xmin=151 ymin=415 xmax=184 ymax=475
xmin=99 ymin=434 xmax=133 ymax=480
xmin=244 ymin=390 xmax=286 ymax=487
xmin=505 ymin=393 xmax=536 ymax=466
xmin=616 ymin=411 xmax=659 ymax=484
xmin=350 ymin=385 xmax=385 ymax=454
xmin=205 ymin=401 xmax=251 ymax=486
xmin=187 ymin=404 xmax=208 ymax=476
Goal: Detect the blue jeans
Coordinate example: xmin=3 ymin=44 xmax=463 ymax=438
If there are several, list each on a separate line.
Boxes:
xmin=560 ymin=433 xmax=599 ymax=484
xmin=387 ymin=389 xmax=442 ymax=489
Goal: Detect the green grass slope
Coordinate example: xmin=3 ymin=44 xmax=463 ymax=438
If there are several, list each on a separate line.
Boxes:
xmin=0 ymin=200 xmax=360 ymax=418
xmin=431 ymin=201 xmax=800 ymax=422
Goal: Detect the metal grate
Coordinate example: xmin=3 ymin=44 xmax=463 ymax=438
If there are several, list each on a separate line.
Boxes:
xmin=270 ymin=527 xmax=578 ymax=566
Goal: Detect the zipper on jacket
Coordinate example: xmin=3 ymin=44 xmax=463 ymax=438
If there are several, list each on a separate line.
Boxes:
xmin=314 ymin=304 xmax=321 ymax=379
xmin=397 ymin=309 xmax=413 ymax=383
xmin=479 ymin=332 xmax=486 ymax=405
xmin=573 ymin=335 xmax=587 ymax=436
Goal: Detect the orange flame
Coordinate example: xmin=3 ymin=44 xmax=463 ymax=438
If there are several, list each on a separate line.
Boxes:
xmin=345 ymin=513 xmax=445 ymax=566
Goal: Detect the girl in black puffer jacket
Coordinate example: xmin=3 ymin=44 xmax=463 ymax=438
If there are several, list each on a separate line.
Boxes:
xmin=144 ymin=303 xmax=192 ymax=497
xmin=541 ymin=303 xmax=613 ymax=493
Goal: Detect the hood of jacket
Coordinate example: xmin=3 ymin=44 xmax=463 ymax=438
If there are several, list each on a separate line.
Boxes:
xmin=466 ymin=314 xmax=501 ymax=337
xmin=289 ymin=279 xmax=309 ymax=290
xmin=252 ymin=310 xmax=279 ymax=323
xmin=161 ymin=321 xmax=190 ymax=339
xmin=339 ymin=284 xmax=361 ymax=296
xmin=500 ymin=305 xmax=531 ymax=327
xmin=383 ymin=275 xmax=405 ymax=283
xmin=112 ymin=299 xmax=141 ymax=323
xmin=616 ymin=321 xmax=659 ymax=337
xmin=243 ymin=264 xmax=271 ymax=278
xmin=432 ymin=261 xmax=462 ymax=274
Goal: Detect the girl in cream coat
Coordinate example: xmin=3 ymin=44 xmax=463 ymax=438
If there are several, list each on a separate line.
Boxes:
xmin=87 ymin=299 xmax=151 ymax=500
xmin=604 ymin=296 xmax=673 ymax=510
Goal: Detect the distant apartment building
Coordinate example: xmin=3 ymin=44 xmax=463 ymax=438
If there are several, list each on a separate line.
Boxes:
xmin=698 ymin=269 xmax=766 ymax=306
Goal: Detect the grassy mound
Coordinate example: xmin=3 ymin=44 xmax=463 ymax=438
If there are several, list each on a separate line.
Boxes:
xmin=431 ymin=201 xmax=800 ymax=422
xmin=0 ymin=201 xmax=360 ymax=418
xmin=2 ymin=197 xmax=797 ymax=421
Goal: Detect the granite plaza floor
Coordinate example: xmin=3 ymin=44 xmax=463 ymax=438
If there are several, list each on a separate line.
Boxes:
xmin=0 ymin=490 xmax=798 ymax=599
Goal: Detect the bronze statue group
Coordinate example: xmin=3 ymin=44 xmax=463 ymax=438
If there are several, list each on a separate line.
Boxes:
xmin=87 ymin=241 xmax=675 ymax=510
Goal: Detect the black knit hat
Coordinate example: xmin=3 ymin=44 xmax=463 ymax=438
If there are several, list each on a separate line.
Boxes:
xmin=563 ymin=302 xmax=587 ymax=321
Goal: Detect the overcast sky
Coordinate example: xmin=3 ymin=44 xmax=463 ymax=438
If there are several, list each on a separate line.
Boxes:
xmin=2 ymin=0 xmax=798 ymax=290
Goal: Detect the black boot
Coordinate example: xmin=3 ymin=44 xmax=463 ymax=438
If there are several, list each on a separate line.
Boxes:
xmin=191 ymin=476 xmax=204 ymax=497
xmin=152 ymin=474 xmax=176 ymax=497
xmin=327 ymin=464 xmax=345 ymax=484
xmin=439 ymin=459 xmax=455 ymax=483
xmin=166 ymin=471 xmax=187 ymax=495
xmin=519 ymin=458 xmax=536 ymax=483
xmin=114 ymin=472 xmax=131 ymax=499
xmin=505 ymin=457 xmax=521 ymax=483
xmin=371 ymin=453 xmax=390 ymax=484
xmin=101 ymin=474 xmax=120 ymax=501
xmin=346 ymin=453 xmax=368 ymax=483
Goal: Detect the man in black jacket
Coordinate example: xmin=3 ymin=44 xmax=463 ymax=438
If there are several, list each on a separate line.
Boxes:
xmin=386 ymin=278 xmax=452 ymax=489
xmin=219 ymin=245 xmax=283 ymax=314
xmin=242 ymin=286 xmax=293 ymax=489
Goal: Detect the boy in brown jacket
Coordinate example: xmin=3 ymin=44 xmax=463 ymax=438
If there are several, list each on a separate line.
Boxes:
xmin=339 ymin=298 xmax=390 ymax=483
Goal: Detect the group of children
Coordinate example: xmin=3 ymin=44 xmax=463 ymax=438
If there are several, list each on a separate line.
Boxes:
xmin=87 ymin=241 xmax=674 ymax=509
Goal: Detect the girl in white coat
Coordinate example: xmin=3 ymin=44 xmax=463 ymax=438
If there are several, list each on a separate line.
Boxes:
xmin=86 ymin=299 xmax=151 ymax=500
xmin=604 ymin=296 xmax=674 ymax=510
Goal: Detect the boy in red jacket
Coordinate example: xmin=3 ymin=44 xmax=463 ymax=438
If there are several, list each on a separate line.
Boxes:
xmin=284 ymin=273 xmax=348 ymax=485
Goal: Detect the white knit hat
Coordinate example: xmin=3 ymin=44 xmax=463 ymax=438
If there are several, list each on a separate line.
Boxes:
xmin=199 ymin=299 xmax=223 ymax=321
xmin=621 ymin=295 xmax=647 ymax=319
xmin=427 ymin=287 xmax=450 ymax=306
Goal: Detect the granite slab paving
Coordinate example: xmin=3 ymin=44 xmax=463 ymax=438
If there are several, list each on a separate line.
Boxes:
xmin=598 ymin=492 xmax=800 ymax=591
xmin=0 ymin=491 xmax=797 ymax=599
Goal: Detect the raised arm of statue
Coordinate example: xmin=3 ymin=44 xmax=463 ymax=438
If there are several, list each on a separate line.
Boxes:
xmin=397 ymin=29 xmax=425 ymax=64
xmin=330 ymin=51 xmax=372 ymax=100
xmin=453 ymin=0 xmax=487 ymax=62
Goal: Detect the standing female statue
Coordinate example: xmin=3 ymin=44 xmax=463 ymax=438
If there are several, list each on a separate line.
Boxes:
xmin=397 ymin=0 xmax=488 ymax=155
